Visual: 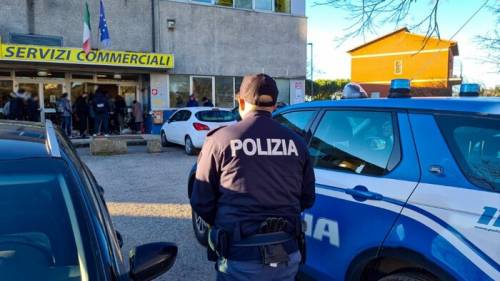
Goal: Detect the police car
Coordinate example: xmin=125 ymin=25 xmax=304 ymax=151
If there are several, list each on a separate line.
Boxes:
xmin=188 ymin=97 xmax=499 ymax=281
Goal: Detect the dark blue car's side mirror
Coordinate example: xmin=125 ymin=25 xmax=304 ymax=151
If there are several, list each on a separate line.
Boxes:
xmin=129 ymin=242 xmax=178 ymax=281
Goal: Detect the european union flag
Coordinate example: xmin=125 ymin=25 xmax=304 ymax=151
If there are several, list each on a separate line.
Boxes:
xmin=99 ymin=0 xmax=110 ymax=47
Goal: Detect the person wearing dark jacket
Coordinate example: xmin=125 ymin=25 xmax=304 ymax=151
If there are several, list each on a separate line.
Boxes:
xmin=186 ymin=95 xmax=199 ymax=107
xmin=114 ymin=95 xmax=127 ymax=134
xmin=9 ymin=89 xmax=28 ymax=120
xmin=92 ymin=89 xmax=110 ymax=136
xmin=202 ymin=96 xmax=214 ymax=107
xmin=26 ymin=95 xmax=40 ymax=122
xmin=190 ymin=74 xmax=315 ymax=281
xmin=74 ymin=93 xmax=90 ymax=137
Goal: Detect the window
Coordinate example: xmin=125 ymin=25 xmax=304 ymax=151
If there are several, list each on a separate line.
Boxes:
xmin=0 ymin=81 xmax=13 ymax=118
xmin=215 ymin=76 xmax=234 ymax=108
xmin=255 ymin=0 xmax=272 ymax=10
xmin=274 ymin=110 xmax=315 ymax=137
xmin=0 ymin=159 xmax=91 ymax=280
xmin=195 ymin=110 xmax=235 ymax=122
xmin=170 ymin=110 xmax=191 ymax=122
xmin=276 ymin=79 xmax=290 ymax=104
xmin=216 ymin=0 xmax=233 ymax=6
xmin=169 ymin=75 xmax=190 ymax=108
xmin=394 ymin=60 xmax=403 ymax=75
xmin=235 ymin=0 xmax=252 ymax=9
xmin=192 ymin=0 xmax=213 ymax=3
xmin=436 ymin=115 xmax=499 ymax=192
xmin=309 ymin=110 xmax=397 ymax=176
xmin=275 ymin=0 xmax=291 ymax=13
xmin=234 ymin=76 xmax=243 ymax=97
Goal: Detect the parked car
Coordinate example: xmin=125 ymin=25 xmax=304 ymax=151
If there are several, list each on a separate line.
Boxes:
xmin=160 ymin=107 xmax=236 ymax=155
xmin=0 ymin=120 xmax=178 ymax=281
xmin=187 ymin=97 xmax=500 ymax=281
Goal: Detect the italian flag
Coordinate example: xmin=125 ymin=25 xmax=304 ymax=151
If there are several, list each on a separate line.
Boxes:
xmin=82 ymin=2 xmax=91 ymax=54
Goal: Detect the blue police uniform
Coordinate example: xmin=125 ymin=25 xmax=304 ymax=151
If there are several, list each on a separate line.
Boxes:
xmin=190 ymin=109 xmax=315 ymax=281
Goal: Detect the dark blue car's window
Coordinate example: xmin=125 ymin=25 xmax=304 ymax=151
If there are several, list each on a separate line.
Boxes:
xmin=436 ymin=114 xmax=499 ymax=192
xmin=0 ymin=159 xmax=90 ymax=281
xmin=309 ymin=110 xmax=397 ymax=176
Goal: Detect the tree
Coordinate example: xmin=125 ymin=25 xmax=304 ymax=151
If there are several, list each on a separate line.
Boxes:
xmin=316 ymin=0 xmax=499 ymax=71
xmin=306 ymin=79 xmax=350 ymax=100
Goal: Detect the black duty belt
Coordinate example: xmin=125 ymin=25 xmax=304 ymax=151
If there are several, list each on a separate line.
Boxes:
xmin=232 ymin=231 xmax=294 ymax=247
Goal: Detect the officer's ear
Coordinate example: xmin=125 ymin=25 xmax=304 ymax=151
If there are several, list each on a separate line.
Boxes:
xmin=238 ymin=98 xmax=246 ymax=111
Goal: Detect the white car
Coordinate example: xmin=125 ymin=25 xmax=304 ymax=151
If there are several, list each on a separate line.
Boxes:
xmin=160 ymin=107 xmax=236 ymax=155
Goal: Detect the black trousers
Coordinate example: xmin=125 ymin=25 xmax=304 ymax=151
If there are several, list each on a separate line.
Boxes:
xmin=77 ymin=113 xmax=88 ymax=136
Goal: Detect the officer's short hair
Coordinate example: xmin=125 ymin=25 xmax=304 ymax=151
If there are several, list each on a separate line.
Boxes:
xmin=239 ymin=74 xmax=279 ymax=107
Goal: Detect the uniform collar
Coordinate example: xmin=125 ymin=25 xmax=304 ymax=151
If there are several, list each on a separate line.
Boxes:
xmin=246 ymin=110 xmax=272 ymax=118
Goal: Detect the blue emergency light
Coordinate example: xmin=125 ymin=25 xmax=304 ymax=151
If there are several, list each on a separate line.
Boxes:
xmin=390 ymin=79 xmax=411 ymax=91
xmin=388 ymin=79 xmax=411 ymax=98
xmin=459 ymin=83 xmax=480 ymax=97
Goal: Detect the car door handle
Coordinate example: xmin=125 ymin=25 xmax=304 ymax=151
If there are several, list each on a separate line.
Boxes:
xmin=345 ymin=185 xmax=383 ymax=201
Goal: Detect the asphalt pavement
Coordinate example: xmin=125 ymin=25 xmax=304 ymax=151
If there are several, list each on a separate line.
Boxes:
xmin=79 ymin=146 xmax=215 ymax=281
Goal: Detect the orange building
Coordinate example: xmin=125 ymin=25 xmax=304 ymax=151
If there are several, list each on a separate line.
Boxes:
xmin=348 ymin=28 xmax=461 ymax=97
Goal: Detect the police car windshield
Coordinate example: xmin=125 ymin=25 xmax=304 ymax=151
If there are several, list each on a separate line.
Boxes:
xmin=0 ymin=159 xmax=89 ymax=280
xmin=436 ymin=114 xmax=500 ymax=192
xmin=195 ymin=110 xmax=235 ymax=122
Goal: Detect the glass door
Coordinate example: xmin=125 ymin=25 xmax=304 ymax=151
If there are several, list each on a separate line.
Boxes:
xmin=191 ymin=76 xmax=214 ymax=106
xmin=43 ymin=83 xmax=64 ymax=124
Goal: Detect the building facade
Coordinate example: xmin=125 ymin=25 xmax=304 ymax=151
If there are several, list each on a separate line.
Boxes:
xmin=348 ymin=28 xmax=461 ymax=97
xmin=0 ymin=0 xmax=307 ymax=132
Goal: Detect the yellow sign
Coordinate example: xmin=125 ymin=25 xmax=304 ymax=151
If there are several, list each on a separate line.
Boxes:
xmin=0 ymin=43 xmax=174 ymax=69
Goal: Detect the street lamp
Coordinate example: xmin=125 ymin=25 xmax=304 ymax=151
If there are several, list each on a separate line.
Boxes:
xmin=307 ymin=43 xmax=314 ymax=97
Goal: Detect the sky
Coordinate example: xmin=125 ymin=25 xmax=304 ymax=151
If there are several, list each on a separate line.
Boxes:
xmin=306 ymin=0 xmax=499 ymax=88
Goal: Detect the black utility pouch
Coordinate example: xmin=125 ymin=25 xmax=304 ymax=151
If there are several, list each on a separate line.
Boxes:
xmin=260 ymin=244 xmax=290 ymax=265
xmin=258 ymin=217 xmax=290 ymax=265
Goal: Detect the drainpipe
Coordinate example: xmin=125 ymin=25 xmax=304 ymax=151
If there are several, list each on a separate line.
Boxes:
xmin=151 ymin=0 xmax=156 ymax=52
xmin=27 ymin=0 xmax=35 ymax=34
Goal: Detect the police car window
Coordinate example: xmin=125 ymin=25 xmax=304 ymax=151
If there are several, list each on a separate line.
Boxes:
xmin=309 ymin=110 xmax=396 ymax=176
xmin=274 ymin=111 xmax=315 ymax=137
xmin=436 ymin=115 xmax=499 ymax=192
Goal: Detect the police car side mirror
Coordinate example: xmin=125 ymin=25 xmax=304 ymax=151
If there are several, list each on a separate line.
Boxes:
xmin=129 ymin=242 xmax=178 ymax=281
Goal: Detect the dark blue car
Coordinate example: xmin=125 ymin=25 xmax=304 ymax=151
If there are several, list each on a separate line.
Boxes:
xmin=0 ymin=120 xmax=177 ymax=281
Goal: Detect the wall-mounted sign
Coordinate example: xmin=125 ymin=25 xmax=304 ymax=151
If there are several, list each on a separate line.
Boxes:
xmin=290 ymin=80 xmax=305 ymax=104
xmin=0 ymin=42 xmax=174 ymax=69
xmin=152 ymin=89 xmax=158 ymax=96
xmin=152 ymin=111 xmax=164 ymax=124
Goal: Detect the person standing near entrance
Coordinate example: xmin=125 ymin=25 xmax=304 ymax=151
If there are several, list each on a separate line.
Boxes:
xmin=190 ymin=74 xmax=315 ymax=281
xmin=115 ymin=95 xmax=127 ymax=134
xmin=92 ymin=89 xmax=110 ymax=136
xmin=202 ymin=96 xmax=214 ymax=107
xmin=58 ymin=93 xmax=72 ymax=137
xmin=132 ymin=100 xmax=143 ymax=134
xmin=9 ymin=89 xmax=28 ymax=120
xmin=74 ymin=93 xmax=90 ymax=138
xmin=26 ymin=95 xmax=40 ymax=122
xmin=187 ymin=94 xmax=199 ymax=107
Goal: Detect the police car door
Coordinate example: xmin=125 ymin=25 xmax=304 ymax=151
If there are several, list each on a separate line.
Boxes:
xmin=382 ymin=112 xmax=499 ymax=281
xmin=304 ymin=109 xmax=420 ymax=280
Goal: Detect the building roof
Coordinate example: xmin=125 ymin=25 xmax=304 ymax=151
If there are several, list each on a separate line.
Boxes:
xmin=279 ymin=98 xmax=500 ymax=115
xmin=0 ymin=121 xmax=53 ymax=160
xmin=347 ymin=27 xmax=459 ymax=56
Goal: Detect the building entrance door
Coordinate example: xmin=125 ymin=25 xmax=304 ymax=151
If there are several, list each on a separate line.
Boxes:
xmin=43 ymin=83 xmax=64 ymax=124
xmin=191 ymin=76 xmax=214 ymax=105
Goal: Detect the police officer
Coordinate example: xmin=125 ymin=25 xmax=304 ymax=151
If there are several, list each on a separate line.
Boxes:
xmin=190 ymin=73 xmax=315 ymax=281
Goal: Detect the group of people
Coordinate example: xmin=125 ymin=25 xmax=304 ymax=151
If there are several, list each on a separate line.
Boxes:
xmin=69 ymin=88 xmax=144 ymax=138
xmin=1 ymin=87 xmax=145 ymax=138
xmin=2 ymin=89 xmax=40 ymax=122
xmin=186 ymin=95 xmax=214 ymax=107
